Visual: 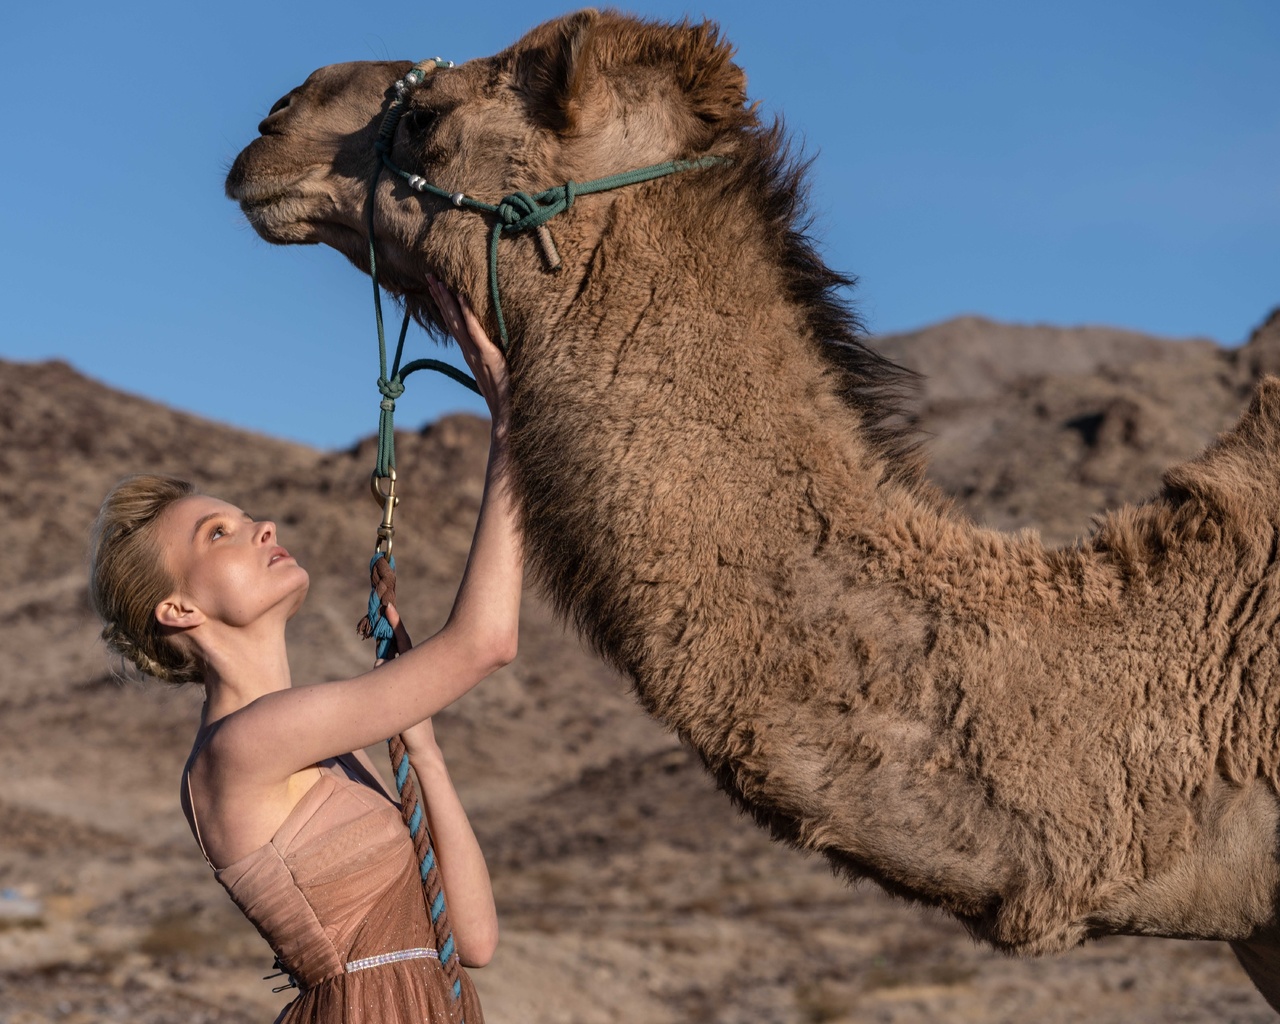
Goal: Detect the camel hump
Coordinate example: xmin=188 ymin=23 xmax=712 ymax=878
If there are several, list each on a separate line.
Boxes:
xmin=1217 ymin=374 xmax=1280 ymax=455
xmin=1249 ymin=374 xmax=1280 ymax=426
xmin=1161 ymin=374 xmax=1280 ymax=539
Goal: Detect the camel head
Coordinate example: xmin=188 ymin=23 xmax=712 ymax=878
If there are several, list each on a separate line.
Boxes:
xmin=225 ymin=9 xmax=752 ymax=336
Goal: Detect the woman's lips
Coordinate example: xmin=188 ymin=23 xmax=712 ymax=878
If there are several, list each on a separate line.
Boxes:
xmin=268 ymin=547 xmax=294 ymax=566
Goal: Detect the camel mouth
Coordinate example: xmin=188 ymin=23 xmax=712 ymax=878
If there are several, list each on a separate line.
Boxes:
xmin=236 ymin=192 xmax=324 ymax=245
xmin=230 ymin=174 xmax=359 ymax=250
xmin=224 ymin=157 xmax=308 ymax=206
xmin=226 ymin=153 xmax=341 ymax=245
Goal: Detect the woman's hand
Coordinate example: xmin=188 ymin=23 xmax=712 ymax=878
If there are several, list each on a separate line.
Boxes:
xmin=427 ymin=275 xmax=509 ymax=434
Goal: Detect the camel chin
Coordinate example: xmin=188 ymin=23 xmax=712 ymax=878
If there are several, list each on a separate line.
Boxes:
xmin=233 ymin=180 xmax=357 ymax=250
xmin=227 ymin=8 xmax=1280 ymax=1015
xmin=244 ymin=206 xmax=323 ymax=246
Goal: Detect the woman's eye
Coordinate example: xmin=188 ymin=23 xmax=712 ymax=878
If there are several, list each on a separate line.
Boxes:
xmin=210 ymin=525 xmax=226 ymax=540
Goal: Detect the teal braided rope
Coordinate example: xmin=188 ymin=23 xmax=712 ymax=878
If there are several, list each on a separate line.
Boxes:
xmin=362 ymin=542 xmax=467 ymax=1016
xmin=388 ymin=731 xmax=467 ymax=1014
xmin=364 ymin=553 xmax=397 ymax=659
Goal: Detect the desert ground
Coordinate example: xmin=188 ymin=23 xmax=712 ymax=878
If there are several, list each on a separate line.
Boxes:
xmin=2 ymin=307 xmax=1278 ymax=1022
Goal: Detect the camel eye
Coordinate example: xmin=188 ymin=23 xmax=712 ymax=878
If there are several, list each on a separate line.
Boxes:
xmin=401 ymin=108 xmax=436 ymax=136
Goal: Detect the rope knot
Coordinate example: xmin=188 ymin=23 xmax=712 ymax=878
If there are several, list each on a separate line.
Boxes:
xmin=495 ymin=191 xmax=550 ymax=232
xmin=377 ymin=376 xmax=405 ymax=400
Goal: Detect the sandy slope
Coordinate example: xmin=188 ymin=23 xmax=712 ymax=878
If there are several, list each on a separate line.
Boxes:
xmin=1 ymin=308 xmax=1277 ymax=1023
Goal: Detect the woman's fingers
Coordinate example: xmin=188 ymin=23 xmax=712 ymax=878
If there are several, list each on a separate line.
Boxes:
xmin=384 ymin=604 xmax=414 ymax=652
xmin=435 ymin=281 xmax=466 ymax=335
xmin=428 ymin=276 xmax=490 ymax=355
xmin=425 ymin=276 xmax=508 ymax=417
xmin=372 ymin=605 xmax=414 ymax=667
xmin=457 ymin=297 xmax=504 ymax=375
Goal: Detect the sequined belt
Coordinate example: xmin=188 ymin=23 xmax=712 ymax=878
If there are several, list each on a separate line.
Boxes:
xmin=346 ymin=946 xmax=440 ymax=973
xmin=267 ymin=947 xmax=440 ymax=993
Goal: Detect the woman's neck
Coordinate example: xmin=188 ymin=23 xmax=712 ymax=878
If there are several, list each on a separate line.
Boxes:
xmin=195 ymin=617 xmax=294 ymax=726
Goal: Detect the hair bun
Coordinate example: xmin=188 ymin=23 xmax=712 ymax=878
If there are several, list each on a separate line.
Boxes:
xmin=101 ymin=620 xmax=179 ymax=683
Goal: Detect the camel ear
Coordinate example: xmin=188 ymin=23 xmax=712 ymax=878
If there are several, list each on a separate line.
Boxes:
xmin=514 ymin=8 xmax=601 ymax=134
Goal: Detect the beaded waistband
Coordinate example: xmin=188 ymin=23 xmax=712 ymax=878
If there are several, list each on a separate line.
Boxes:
xmin=345 ymin=946 xmax=440 ymax=974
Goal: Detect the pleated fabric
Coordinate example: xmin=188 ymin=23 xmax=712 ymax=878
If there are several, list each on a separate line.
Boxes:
xmin=210 ymin=763 xmax=483 ymax=1023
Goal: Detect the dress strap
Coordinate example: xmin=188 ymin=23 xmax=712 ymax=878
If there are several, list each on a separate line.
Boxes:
xmin=184 ymin=764 xmax=216 ymax=869
xmin=332 ymin=751 xmax=395 ymax=801
xmin=182 ymin=724 xmax=221 ymax=870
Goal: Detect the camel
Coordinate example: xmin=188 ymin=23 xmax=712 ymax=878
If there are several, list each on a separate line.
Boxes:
xmin=225 ymin=9 xmax=1280 ymax=1008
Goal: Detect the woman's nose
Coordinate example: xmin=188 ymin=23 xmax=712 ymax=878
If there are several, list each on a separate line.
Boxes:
xmin=255 ymin=520 xmax=276 ymax=544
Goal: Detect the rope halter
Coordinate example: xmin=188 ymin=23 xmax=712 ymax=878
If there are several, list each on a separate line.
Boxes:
xmin=369 ymin=57 xmax=729 ymax=356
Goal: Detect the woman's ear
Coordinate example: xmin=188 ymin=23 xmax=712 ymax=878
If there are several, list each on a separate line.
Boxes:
xmin=155 ymin=594 xmax=206 ymax=631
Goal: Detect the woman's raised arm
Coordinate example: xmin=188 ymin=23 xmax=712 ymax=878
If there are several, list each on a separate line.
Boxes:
xmin=214 ymin=282 xmax=522 ymax=778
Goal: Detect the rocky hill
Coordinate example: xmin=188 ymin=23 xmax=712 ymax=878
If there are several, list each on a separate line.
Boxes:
xmin=1 ymin=307 xmax=1278 ymax=1023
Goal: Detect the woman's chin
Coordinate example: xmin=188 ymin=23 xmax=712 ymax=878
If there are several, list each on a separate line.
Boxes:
xmin=285 ymin=571 xmax=311 ymax=618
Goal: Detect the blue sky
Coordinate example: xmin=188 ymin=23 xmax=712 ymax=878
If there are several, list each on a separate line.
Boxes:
xmin=3 ymin=1 xmax=1277 ymax=449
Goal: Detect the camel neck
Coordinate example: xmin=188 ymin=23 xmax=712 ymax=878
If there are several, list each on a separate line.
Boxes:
xmin=512 ymin=288 xmax=946 ymax=684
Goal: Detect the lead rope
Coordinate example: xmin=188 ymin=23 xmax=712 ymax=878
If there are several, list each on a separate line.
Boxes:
xmin=356 ymin=525 xmax=468 ymax=1020
xmin=388 ymin=732 xmax=467 ymax=1009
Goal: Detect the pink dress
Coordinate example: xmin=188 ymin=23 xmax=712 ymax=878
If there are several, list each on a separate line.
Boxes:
xmin=185 ymin=754 xmax=484 ymax=1023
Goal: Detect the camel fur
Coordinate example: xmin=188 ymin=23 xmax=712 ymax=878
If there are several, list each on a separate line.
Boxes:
xmin=225 ymin=9 xmax=1280 ymax=1007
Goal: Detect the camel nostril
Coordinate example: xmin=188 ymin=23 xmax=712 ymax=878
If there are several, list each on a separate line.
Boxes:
xmin=258 ymin=92 xmax=295 ymax=134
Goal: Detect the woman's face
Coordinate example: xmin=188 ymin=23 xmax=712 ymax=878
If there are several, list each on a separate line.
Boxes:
xmin=155 ymin=494 xmax=310 ymax=630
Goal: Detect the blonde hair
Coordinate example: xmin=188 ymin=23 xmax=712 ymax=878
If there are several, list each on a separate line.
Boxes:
xmin=88 ymin=474 xmax=203 ymax=685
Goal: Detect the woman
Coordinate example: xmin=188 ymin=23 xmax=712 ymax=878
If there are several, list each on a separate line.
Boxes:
xmin=87 ymin=279 xmax=515 ymax=1023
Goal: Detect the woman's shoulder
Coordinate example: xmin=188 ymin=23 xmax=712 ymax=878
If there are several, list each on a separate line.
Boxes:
xmin=193 ymin=692 xmax=292 ymax=777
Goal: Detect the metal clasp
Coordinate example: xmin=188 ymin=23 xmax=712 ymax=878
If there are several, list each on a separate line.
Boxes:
xmin=264 ymin=957 xmax=299 ymax=993
xmin=370 ymin=469 xmax=399 ymax=556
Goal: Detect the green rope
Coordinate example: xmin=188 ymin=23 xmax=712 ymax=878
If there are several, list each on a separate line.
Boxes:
xmin=378 ymin=142 xmax=727 ymax=348
xmin=366 ymin=61 xmax=480 ymax=478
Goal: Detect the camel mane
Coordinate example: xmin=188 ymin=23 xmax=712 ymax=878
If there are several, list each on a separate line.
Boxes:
xmin=722 ymin=120 xmax=926 ymax=485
